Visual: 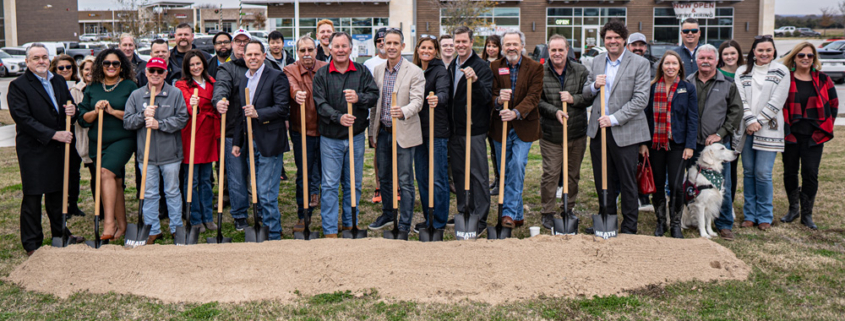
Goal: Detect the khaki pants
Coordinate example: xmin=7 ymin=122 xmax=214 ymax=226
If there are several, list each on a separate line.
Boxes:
xmin=540 ymin=136 xmax=587 ymax=213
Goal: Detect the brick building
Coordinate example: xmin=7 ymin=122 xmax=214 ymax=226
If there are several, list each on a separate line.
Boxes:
xmin=2 ymin=0 xmax=79 ymax=47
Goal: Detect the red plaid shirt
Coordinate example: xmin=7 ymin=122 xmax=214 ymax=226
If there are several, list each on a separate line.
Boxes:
xmin=784 ymin=71 xmax=838 ymax=146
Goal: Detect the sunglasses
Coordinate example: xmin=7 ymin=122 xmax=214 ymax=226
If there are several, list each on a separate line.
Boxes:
xmin=420 ymin=34 xmax=438 ymax=40
xmin=754 ymin=35 xmax=773 ymax=40
xmin=796 ymin=53 xmax=815 ymax=59
xmin=681 ymin=29 xmax=699 ymax=34
xmin=102 ymin=60 xmax=121 ymax=67
xmin=56 ymin=65 xmax=72 ymax=71
xmin=298 ymin=47 xmax=315 ymax=53
xmin=147 ymin=68 xmax=166 ymax=75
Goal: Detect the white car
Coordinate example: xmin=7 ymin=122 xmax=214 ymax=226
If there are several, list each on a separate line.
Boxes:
xmin=79 ymin=33 xmax=99 ymax=42
xmin=0 ymin=49 xmax=27 ymax=76
xmin=774 ymin=26 xmax=796 ymax=37
xmin=1 ymin=46 xmax=26 ymax=58
xmin=818 ymin=49 xmax=845 ymax=84
xmin=579 ymin=46 xmax=606 ymax=74
xmin=137 ymin=47 xmax=151 ymax=61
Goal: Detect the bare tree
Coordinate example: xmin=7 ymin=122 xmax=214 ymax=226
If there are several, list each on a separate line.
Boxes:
xmin=114 ymin=0 xmax=150 ymax=37
xmin=820 ymin=7 xmax=834 ymax=36
xmin=253 ymin=12 xmax=267 ymax=30
xmin=432 ymin=0 xmax=495 ymax=35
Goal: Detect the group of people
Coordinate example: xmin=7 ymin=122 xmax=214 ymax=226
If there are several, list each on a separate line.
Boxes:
xmin=10 ymin=18 xmax=837 ymax=254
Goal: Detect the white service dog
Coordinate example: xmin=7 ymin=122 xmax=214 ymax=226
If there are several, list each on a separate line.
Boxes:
xmin=680 ymin=143 xmax=737 ymax=238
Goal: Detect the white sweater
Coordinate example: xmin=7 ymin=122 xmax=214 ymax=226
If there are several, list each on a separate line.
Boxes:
xmin=733 ymin=61 xmax=790 ymax=153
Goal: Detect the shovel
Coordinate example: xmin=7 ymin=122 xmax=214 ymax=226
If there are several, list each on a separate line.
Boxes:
xmin=85 ymin=108 xmax=108 ymax=248
xmin=419 ymin=92 xmax=444 ymax=242
xmin=384 ymin=92 xmax=408 ymax=240
xmin=208 ymin=99 xmax=232 ymax=244
xmin=176 ymin=88 xmax=203 ymax=245
xmin=591 ymin=86 xmax=618 ymax=239
xmin=53 ymin=101 xmax=79 ymax=248
xmin=242 ymin=88 xmax=270 ymax=243
xmin=554 ymin=102 xmax=579 ymax=235
xmin=126 ymin=92 xmax=159 ymax=248
xmin=488 ymin=101 xmax=511 ymax=239
xmin=342 ymin=101 xmax=368 ymax=239
xmin=454 ymin=78 xmax=479 ymax=240
xmin=294 ymin=101 xmax=319 ymax=240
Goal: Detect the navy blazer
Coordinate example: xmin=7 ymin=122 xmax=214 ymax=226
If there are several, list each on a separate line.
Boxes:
xmin=644 ymin=79 xmax=699 ymax=150
xmin=233 ymin=66 xmax=290 ymax=157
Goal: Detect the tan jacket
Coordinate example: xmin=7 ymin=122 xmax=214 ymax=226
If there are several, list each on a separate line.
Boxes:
xmin=368 ymin=59 xmax=426 ymax=148
xmin=70 ymin=82 xmax=92 ymax=164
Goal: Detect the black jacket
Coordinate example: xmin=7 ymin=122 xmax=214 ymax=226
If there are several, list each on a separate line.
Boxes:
xmin=211 ymin=57 xmax=277 ymax=138
xmin=137 ymin=62 xmax=181 ymax=88
xmin=312 ymin=61 xmax=379 ymax=139
xmin=420 ymin=59 xmax=451 ymax=138
xmin=170 ymin=44 xmax=212 ymax=71
xmin=447 ymin=51 xmax=494 ymax=136
xmin=233 ymin=66 xmax=291 ymax=157
xmin=130 ymin=53 xmax=147 ymax=83
xmin=316 ymin=45 xmax=331 ymax=63
xmin=7 ymin=70 xmax=76 ymax=194
xmin=207 ymin=55 xmax=228 ymax=78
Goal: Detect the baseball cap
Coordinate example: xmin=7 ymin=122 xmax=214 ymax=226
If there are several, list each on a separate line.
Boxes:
xmin=146 ymin=57 xmax=167 ymax=70
xmin=375 ymin=28 xmax=388 ymax=42
xmin=627 ymin=32 xmax=647 ymax=44
xmin=232 ymin=29 xmax=252 ymax=41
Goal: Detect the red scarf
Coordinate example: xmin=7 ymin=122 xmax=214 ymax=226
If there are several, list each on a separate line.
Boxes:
xmin=652 ymin=77 xmax=679 ymax=150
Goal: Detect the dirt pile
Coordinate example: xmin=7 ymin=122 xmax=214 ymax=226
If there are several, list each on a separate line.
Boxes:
xmin=6 ymin=234 xmax=749 ymax=304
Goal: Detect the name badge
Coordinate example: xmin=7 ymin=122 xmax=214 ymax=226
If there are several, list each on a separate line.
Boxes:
xmin=677 ymin=88 xmax=687 ymax=94
xmin=498 ymin=68 xmax=510 ymax=75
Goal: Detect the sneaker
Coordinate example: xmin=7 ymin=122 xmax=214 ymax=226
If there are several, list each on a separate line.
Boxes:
xmin=719 ymin=229 xmax=735 ymax=241
xmin=234 ymin=218 xmax=248 ymax=231
xmin=197 ymin=224 xmax=206 ymax=234
xmin=556 ymin=186 xmax=563 ymax=199
xmin=413 ymin=222 xmax=427 ymax=233
xmin=542 ymin=214 xmax=554 ymax=230
xmin=368 ymin=214 xmax=393 ymax=230
xmin=204 ymin=222 xmax=218 ymax=231
xmin=371 ymin=189 xmax=382 ymax=203
xmin=638 ymin=196 xmax=654 ymax=212
xmin=446 ymin=218 xmax=455 ymax=227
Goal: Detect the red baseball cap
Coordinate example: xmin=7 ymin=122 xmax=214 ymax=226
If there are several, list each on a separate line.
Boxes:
xmin=146 ymin=57 xmax=167 ymax=70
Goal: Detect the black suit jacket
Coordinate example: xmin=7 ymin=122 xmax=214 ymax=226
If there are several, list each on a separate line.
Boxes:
xmin=7 ymin=70 xmax=76 ymax=195
xmin=233 ymin=66 xmax=290 ymax=157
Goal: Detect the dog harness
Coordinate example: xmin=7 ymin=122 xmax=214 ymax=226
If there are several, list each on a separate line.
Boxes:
xmin=683 ymin=165 xmax=723 ymax=205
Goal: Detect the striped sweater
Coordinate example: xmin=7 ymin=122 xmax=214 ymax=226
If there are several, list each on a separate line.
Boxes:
xmin=733 ymin=61 xmax=790 ymax=153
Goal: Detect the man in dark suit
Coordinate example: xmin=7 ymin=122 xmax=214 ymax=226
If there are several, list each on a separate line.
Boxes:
xmin=231 ymin=40 xmax=290 ymax=240
xmin=7 ymin=44 xmax=85 ymax=255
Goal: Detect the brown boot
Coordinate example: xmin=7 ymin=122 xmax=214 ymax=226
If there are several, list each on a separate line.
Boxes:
xmin=324 ymin=233 xmax=338 ymax=238
xmin=293 ymin=220 xmax=305 ymax=232
xmin=146 ymin=233 xmax=162 ymax=244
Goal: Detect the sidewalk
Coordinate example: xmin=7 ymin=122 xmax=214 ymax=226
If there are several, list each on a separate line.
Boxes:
xmin=0 ymin=125 xmax=15 ymax=147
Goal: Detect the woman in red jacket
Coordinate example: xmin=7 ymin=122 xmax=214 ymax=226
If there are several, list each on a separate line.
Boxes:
xmin=176 ymin=49 xmax=220 ymax=231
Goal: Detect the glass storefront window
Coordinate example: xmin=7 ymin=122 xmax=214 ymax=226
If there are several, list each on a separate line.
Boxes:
xmin=653 ymin=7 xmax=733 ymax=47
xmin=271 ymin=17 xmax=389 ymax=53
xmin=546 ymin=7 xmax=627 ymax=57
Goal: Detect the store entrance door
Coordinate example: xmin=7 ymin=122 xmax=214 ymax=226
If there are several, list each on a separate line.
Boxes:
xmin=582 ymin=26 xmax=602 ymax=52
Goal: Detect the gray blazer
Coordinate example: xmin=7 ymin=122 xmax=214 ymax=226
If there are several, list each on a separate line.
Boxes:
xmin=582 ymin=50 xmax=651 ymax=147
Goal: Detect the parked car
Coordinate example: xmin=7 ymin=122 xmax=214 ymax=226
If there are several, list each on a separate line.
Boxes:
xmin=818 ymin=49 xmax=845 ymax=84
xmin=137 ymin=47 xmax=151 ymax=61
xmin=250 ymin=31 xmax=269 ymax=39
xmin=822 ymin=40 xmax=845 ymax=52
xmin=79 ymin=33 xmax=99 ymax=42
xmin=774 ymin=26 xmax=796 ymax=37
xmin=0 ymin=49 xmax=27 ymax=76
xmin=1 ymin=47 xmax=26 ymax=58
xmin=648 ymin=42 xmax=676 ymax=60
xmin=79 ymin=42 xmax=108 ymax=58
xmin=21 ymin=42 xmax=65 ymax=59
xmin=798 ymin=28 xmax=821 ymax=37
xmin=580 ymin=46 xmax=606 ymax=73
xmin=192 ymin=36 xmax=216 ymax=55
xmin=821 ymin=38 xmax=845 ymax=48
xmin=61 ymin=42 xmax=97 ymax=63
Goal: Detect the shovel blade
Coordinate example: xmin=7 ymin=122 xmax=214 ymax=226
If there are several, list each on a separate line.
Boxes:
xmin=174 ymin=226 xmax=187 ymax=245
xmin=185 ymin=225 xmax=201 ymax=245
xmin=245 ymin=226 xmax=269 ymax=243
xmin=293 ymin=231 xmax=320 ymax=240
xmin=51 ymin=236 xmax=67 ymax=248
xmin=591 ymin=214 xmax=618 ymax=239
xmin=486 ymin=226 xmax=512 ymax=239
xmin=553 ymin=215 xmax=579 ymax=236
xmin=453 ymin=213 xmax=479 ymax=240
xmin=84 ymin=238 xmax=107 ymax=249
xmin=206 ymin=236 xmax=233 ymax=243
xmin=342 ymin=229 xmax=367 ymax=239
xmin=419 ymin=228 xmax=444 ymax=242
xmin=383 ymin=229 xmax=409 ymax=240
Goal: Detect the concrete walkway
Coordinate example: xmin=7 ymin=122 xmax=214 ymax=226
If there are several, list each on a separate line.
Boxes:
xmin=0 ymin=125 xmax=14 ymax=147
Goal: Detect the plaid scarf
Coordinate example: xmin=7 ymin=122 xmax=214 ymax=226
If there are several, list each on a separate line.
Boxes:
xmin=784 ymin=71 xmax=839 ymax=146
xmin=652 ymin=77 xmax=679 ymax=150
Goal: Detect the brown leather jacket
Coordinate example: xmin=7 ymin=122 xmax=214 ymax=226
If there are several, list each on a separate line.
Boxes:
xmin=284 ymin=60 xmax=328 ymax=136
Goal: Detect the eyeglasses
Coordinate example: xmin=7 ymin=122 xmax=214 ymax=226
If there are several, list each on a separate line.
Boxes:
xmin=102 ymin=60 xmax=121 ymax=67
xmin=298 ymin=47 xmax=315 ymax=53
xmin=420 ymin=34 xmax=438 ymax=40
xmin=147 ymin=68 xmax=166 ymax=75
xmin=56 ymin=65 xmax=72 ymax=71
xmin=214 ymin=40 xmax=231 ymax=45
xmin=233 ymin=39 xmax=249 ymax=45
xmin=796 ymin=53 xmax=815 ymax=59
xmin=754 ymin=35 xmax=773 ymax=40
xmin=681 ymin=29 xmax=699 ymax=34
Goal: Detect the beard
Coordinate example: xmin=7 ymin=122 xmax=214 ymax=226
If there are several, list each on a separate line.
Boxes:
xmin=216 ymin=48 xmax=230 ymax=59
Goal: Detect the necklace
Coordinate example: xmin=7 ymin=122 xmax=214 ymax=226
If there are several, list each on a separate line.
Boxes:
xmin=102 ymin=78 xmax=122 ymax=92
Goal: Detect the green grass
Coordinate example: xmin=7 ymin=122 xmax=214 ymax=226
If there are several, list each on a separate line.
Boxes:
xmin=0 ymin=127 xmax=843 ymax=320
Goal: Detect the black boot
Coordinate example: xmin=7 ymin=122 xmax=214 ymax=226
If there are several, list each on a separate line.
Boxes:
xmin=669 ymin=200 xmax=684 ymax=238
xmin=800 ymin=192 xmax=818 ymax=230
xmin=780 ymin=187 xmax=800 ymax=223
xmin=653 ymin=200 xmax=667 ymax=237
xmin=489 ymin=176 xmax=499 ymax=195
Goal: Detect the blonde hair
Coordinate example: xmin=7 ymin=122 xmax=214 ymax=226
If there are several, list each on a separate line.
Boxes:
xmin=781 ymin=41 xmax=822 ymax=71
xmin=77 ymin=56 xmax=96 ymax=84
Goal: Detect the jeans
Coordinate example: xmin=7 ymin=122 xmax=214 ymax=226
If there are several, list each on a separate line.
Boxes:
xmin=413 ymin=137 xmax=450 ymax=229
xmin=141 ymin=162 xmax=182 ymax=235
xmin=376 ymin=127 xmax=415 ymax=231
xmin=693 ymin=140 xmax=733 ymax=230
xmin=741 ymin=135 xmax=777 ymax=224
xmin=290 ymin=130 xmax=322 ymax=219
xmin=225 ymin=138 xmax=249 ymax=220
xmin=183 ymin=163 xmax=214 ymax=225
xmin=320 ymin=133 xmax=365 ymax=235
xmin=492 ymin=128 xmax=533 ymax=221
xmin=252 ymin=145 xmax=284 ymax=240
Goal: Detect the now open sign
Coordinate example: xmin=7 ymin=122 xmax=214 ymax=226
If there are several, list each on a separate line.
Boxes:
xmin=672 ymin=2 xmax=716 ymax=19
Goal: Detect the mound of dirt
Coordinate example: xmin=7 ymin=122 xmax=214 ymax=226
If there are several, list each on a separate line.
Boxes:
xmin=6 ymin=235 xmax=749 ymax=304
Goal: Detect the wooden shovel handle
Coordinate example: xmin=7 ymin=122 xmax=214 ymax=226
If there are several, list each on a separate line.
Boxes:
xmin=562 ymin=102 xmax=568 ymax=194
xmin=391 ymin=92 xmax=398 ymax=210
xmin=301 ymin=100 xmax=309 ymax=209
xmin=217 ymin=98 xmax=227 ymax=214
xmin=600 ymin=86 xmax=607 ymax=190
xmin=348 ymin=101 xmax=357 ymax=207
xmin=427 ymin=92 xmax=435 ymax=208
xmin=140 ymin=91 xmax=156 ymax=200
xmin=245 ymin=88 xmax=258 ymax=204
xmin=187 ymin=88 xmax=198 ymax=203
xmin=94 ymin=108 xmax=104 ymax=218
xmin=464 ymin=78 xmax=472 ymax=191
xmin=62 ymin=101 xmax=72 ymax=213
xmin=498 ymin=101 xmax=507 ymax=205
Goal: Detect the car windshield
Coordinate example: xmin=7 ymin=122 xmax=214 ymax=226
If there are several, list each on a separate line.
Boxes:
xmin=823 ymin=41 xmax=845 ymax=51
xmin=0 ymin=50 xmax=11 ymax=58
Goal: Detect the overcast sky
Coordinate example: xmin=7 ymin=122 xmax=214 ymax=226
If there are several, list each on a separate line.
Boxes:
xmin=78 ymin=0 xmax=835 ymax=15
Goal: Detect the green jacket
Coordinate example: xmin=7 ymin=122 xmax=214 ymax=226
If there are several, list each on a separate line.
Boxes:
xmin=538 ymin=59 xmax=590 ymax=144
